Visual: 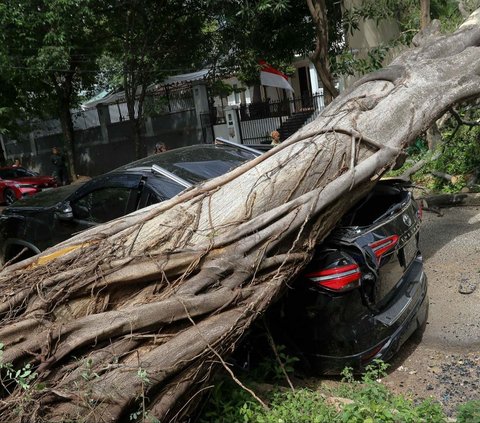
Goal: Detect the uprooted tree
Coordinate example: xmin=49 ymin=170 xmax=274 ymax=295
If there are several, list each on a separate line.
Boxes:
xmin=0 ymin=10 xmax=480 ymax=423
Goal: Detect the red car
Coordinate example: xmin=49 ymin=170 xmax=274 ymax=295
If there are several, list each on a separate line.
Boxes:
xmin=0 ymin=167 xmax=57 ymax=205
xmin=0 ymin=179 xmax=37 ymax=205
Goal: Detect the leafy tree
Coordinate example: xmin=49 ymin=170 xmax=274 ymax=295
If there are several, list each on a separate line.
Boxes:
xmin=0 ymin=77 xmax=18 ymax=137
xmin=217 ymin=1 xmax=480 ymax=105
xmin=213 ymin=1 xmax=397 ymax=104
xmin=101 ymin=0 xmax=214 ymax=159
xmin=215 ymin=1 xmax=331 ymax=101
xmin=0 ymin=0 xmax=108 ymax=179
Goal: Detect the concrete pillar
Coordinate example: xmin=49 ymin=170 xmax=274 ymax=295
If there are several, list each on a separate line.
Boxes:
xmin=309 ymin=62 xmax=320 ymax=94
xmin=224 ymin=106 xmax=241 ymax=143
xmin=28 ymin=132 xmax=37 ymax=164
xmin=145 ymin=116 xmax=155 ymax=137
xmin=144 ymin=96 xmax=155 ymax=137
xmin=240 ymin=89 xmax=247 ymax=105
xmin=96 ymin=103 xmax=111 ymax=143
xmin=192 ymin=81 xmax=210 ymax=127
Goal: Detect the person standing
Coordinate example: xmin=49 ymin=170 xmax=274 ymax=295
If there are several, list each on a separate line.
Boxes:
xmin=51 ymin=147 xmax=68 ymax=186
xmin=270 ymin=130 xmax=281 ymax=146
xmin=154 ymin=142 xmax=167 ymax=154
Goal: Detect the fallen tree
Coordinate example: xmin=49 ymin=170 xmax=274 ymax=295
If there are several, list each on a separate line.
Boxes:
xmin=1 ymin=11 xmax=480 ymax=422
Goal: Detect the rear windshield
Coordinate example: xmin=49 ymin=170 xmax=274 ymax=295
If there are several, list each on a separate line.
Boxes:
xmin=340 ymin=184 xmax=409 ymax=227
xmin=115 ymin=145 xmax=258 ymax=184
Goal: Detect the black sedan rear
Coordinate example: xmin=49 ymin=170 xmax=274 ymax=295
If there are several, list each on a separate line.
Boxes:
xmin=270 ymin=179 xmax=428 ymax=374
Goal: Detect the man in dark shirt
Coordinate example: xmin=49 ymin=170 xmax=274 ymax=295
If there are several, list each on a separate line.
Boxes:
xmin=51 ymin=147 xmax=68 ymax=185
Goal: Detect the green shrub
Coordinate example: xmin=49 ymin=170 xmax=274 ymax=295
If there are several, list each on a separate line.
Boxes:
xmin=240 ymin=389 xmax=337 ymax=423
xmin=388 ymin=120 xmax=480 ymax=193
xmin=198 ymin=360 xmax=448 ymax=423
xmin=427 ymin=124 xmax=480 ymax=192
xmin=198 ymin=379 xmax=259 ymax=423
xmin=457 ymin=400 xmax=480 ymax=423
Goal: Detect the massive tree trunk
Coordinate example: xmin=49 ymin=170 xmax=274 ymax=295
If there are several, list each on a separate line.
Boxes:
xmin=1 ymin=11 xmax=480 ymax=422
xmin=420 ymin=0 xmax=431 ymax=30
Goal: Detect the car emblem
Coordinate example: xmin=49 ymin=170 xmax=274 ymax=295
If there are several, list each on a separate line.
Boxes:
xmin=402 ymin=213 xmax=412 ymax=227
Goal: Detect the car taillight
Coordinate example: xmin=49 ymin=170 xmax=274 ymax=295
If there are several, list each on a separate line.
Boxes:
xmin=305 ymin=263 xmax=361 ymax=292
xmin=369 ymin=235 xmax=399 ymax=262
xmin=360 ymin=341 xmax=387 ymax=365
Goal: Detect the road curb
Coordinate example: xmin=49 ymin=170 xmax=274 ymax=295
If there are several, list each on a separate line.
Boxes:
xmin=417 ymin=192 xmax=480 ymax=208
xmin=461 ymin=193 xmax=480 ymax=206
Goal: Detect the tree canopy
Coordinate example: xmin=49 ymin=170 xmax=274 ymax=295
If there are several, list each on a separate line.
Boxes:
xmin=0 ymin=0 xmax=109 ymax=175
xmin=1 ymin=1 xmax=479 ymax=163
xmin=100 ymin=0 xmax=215 ymax=158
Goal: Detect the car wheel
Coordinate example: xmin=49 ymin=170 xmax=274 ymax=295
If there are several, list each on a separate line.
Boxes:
xmin=3 ymin=188 xmax=16 ymax=205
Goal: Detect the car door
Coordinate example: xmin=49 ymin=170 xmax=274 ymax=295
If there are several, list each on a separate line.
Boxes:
xmin=137 ymin=174 xmax=186 ymax=209
xmin=52 ymin=174 xmax=143 ymax=245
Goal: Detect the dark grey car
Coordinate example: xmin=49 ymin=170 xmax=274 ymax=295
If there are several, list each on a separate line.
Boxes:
xmin=0 ymin=143 xmax=259 ymax=263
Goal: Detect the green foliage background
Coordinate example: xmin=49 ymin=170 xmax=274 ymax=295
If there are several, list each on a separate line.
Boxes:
xmin=392 ymin=106 xmax=480 ymax=193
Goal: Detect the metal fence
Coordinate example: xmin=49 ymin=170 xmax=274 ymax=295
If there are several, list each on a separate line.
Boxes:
xmin=148 ymin=84 xmax=196 ymax=114
xmin=233 ymin=94 xmax=325 ymax=144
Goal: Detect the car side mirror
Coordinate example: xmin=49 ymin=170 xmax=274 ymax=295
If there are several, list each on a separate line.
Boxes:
xmin=55 ymin=201 xmax=73 ymax=221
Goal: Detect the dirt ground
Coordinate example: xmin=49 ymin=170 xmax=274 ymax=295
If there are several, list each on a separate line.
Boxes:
xmin=373 ymin=204 xmax=480 ymax=416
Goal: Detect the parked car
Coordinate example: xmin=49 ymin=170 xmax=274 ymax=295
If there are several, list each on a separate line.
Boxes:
xmin=0 ymin=143 xmax=260 ymax=261
xmin=267 ymin=178 xmax=428 ymax=374
xmin=0 ymin=179 xmax=38 ymax=205
xmin=0 ymin=166 xmax=57 ymax=204
xmin=0 ymin=142 xmax=428 ymax=373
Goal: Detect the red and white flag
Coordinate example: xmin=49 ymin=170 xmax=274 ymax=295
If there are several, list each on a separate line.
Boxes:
xmin=259 ymin=60 xmax=294 ymax=91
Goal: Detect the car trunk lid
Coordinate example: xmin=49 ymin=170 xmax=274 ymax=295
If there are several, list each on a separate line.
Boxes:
xmin=331 ymin=182 xmax=420 ymax=307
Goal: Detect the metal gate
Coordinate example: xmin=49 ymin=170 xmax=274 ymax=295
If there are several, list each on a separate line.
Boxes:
xmin=236 ymin=94 xmax=324 ymax=145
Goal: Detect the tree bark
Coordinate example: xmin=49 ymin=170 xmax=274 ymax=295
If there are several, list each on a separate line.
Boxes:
xmin=420 ymin=0 xmax=431 ymax=30
xmin=1 ymin=11 xmax=480 ymax=423
xmin=52 ymin=71 xmax=78 ymax=182
xmin=307 ymin=0 xmax=339 ymax=104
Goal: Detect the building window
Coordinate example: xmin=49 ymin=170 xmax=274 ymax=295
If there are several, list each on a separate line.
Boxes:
xmin=233 ymin=84 xmax=240 ymax=104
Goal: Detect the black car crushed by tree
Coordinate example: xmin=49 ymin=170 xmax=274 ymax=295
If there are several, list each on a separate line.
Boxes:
xmin=266 ymin=178 xmax=428 ymax=374
xmin=0 ymin=141 xmax=428 ymax=373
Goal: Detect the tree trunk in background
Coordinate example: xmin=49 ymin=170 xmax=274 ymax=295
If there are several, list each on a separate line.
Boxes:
xmin=421 ymin=0 xmax=431 ymax=30
xmin=57 ymin=102 xmax=77 ymax=182
xmin=54 ymin=73 xmax=77 ymax=182
xmin=307 ymin=0 xmax=339 ymax=104
xmin=427 ymin=120 xmax=442 ymax=151
xmin=0 ymin=10 xmax=480 ymax=423
xmin=124 ymin=75 xmax=148 ymax=159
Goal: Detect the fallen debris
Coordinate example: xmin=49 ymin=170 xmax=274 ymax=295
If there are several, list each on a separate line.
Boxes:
xmin=458 ymin=278 xmax=478 ymax=294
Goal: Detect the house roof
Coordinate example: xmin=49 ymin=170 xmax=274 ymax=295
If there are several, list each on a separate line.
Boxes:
xmin=81 ymin=69 xmax=210 ymax=110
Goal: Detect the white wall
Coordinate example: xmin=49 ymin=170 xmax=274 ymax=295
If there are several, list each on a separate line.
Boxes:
xmin=213 ymin=124 xmax=229 ymax=140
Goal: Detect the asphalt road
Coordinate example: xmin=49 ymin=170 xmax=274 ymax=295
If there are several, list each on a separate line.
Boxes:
xmin=382 ymin=204 xmax=480 ymax=415
xmin=419 ymin=205 xmax=480 ymax=350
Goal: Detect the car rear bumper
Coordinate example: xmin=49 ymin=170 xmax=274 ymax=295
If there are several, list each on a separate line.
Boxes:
xmin=305 ymin=260 xmax=428 ymax=375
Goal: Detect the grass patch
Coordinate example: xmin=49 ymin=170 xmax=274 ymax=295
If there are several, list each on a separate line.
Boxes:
xmin=198 ymin=359 xmax=478 ymax=423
